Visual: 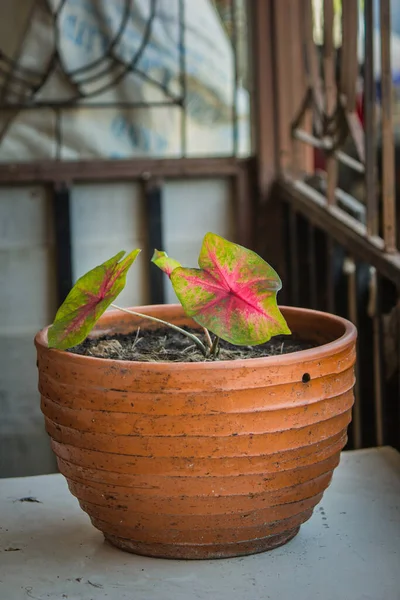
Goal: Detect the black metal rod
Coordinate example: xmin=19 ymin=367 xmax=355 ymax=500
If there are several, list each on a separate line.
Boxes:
xmin=55 ymin=109 xmax=61 ymax=160
xmin=145 ymin=179 xmax=165 ymax=304
xmin=326 ymin=237 xmax=335 ymax=314
xmin=345 ymin=256 xmax=362 ymax=448
xmin=307 ymin=221 xmax=317 ymax=309
xmin=397 ymin=288 xmax=400 ymax=446
xmin=371 ymin=270 xmax=385 ymax=445
xmin=52 ymin=182 xmax=73 ymax=306
xmin=364 ymin=0 xmax=378 ymax=236
xmin=288 ymin=205 xmax=300 ymax=305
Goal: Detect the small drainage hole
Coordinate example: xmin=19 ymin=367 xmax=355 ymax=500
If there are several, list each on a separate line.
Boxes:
xmin=302 ymin=373 xmax=311 ymax=384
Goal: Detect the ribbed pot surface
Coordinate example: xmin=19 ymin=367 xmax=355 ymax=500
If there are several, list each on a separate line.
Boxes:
xmin=36 ymin=305 xmax=357 ymax=559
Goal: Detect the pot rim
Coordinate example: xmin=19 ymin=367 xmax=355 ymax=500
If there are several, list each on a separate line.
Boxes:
xmin=35 ymin=304 xmax=357 ymax=370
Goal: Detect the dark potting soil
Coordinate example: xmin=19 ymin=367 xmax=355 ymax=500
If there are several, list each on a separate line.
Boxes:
xmin=69 ymin=327 xmax=316 ymax=363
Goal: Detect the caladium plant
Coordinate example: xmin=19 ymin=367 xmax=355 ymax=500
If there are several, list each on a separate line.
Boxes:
xmin=152 ymin=232 xmax=290 ymax=346
xmin=48 ymin=233 xmax=290 ymax=358
xmin=48 ymin=250 xmax=140 ymax=350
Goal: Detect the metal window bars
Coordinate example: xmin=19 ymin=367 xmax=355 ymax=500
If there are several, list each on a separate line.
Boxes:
xmin=275 ymin=0 xmax=400 ymax=450
xmin=0 ymin=0 xmax=248 ymax=159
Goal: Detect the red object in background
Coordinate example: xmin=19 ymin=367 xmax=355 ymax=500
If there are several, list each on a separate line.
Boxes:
xmin=313 ymin=147 xmax=326 ymax=171
xmin=356 ymin=92 xmax=364 ymax=124
xmin=313 ymin=92 xmax=365 ymax=171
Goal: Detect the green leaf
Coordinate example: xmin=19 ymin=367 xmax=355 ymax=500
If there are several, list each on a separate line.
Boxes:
xmin=48 ymin=250 xmax=140 ymax=350
xmin=151 ymin=249 xmax=181 ymax=276
xmin=169 ymin=233 xmax=290 ymax=345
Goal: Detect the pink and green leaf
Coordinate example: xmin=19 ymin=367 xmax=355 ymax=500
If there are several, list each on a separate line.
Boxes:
xmin=151 ymin=250 xmax=181 ymax=276
xmin=168 ymin=233 xmax=290 ymax=345
xmin=48 ymin=249 xmax=140 ymax=350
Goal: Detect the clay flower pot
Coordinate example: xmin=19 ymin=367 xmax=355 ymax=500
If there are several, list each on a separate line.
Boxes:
xmin=35 ymin=304 xmax=356 ymax=560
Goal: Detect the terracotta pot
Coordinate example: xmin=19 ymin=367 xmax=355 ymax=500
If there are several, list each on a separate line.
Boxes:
xmin=35 ymin=304 xmax=357 ymax=560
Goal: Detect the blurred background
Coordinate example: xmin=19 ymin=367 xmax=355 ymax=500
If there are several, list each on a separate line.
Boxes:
xmin=0 ymin=0 xmax=399 ymax=477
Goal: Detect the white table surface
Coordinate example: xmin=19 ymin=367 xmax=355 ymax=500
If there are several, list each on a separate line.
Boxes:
xmin=1 ymin=447 xmax=399 ymax=600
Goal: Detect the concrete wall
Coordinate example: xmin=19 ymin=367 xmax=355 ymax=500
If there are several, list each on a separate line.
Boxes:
xmin=0 ymin=186 xmax=57 ymax=477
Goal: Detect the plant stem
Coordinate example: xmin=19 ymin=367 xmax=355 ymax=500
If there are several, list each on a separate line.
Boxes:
xmin=202 ymin=327 xmax=213 ymax=349
xmin=110 ymin=304 xmax=208 ymax=356
xmin=210 ymin=335 xmax=220 ymax=357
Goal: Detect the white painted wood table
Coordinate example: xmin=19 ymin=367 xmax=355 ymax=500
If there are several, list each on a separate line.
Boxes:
xmin=1 ymin=447 xmax=399 ymax=600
